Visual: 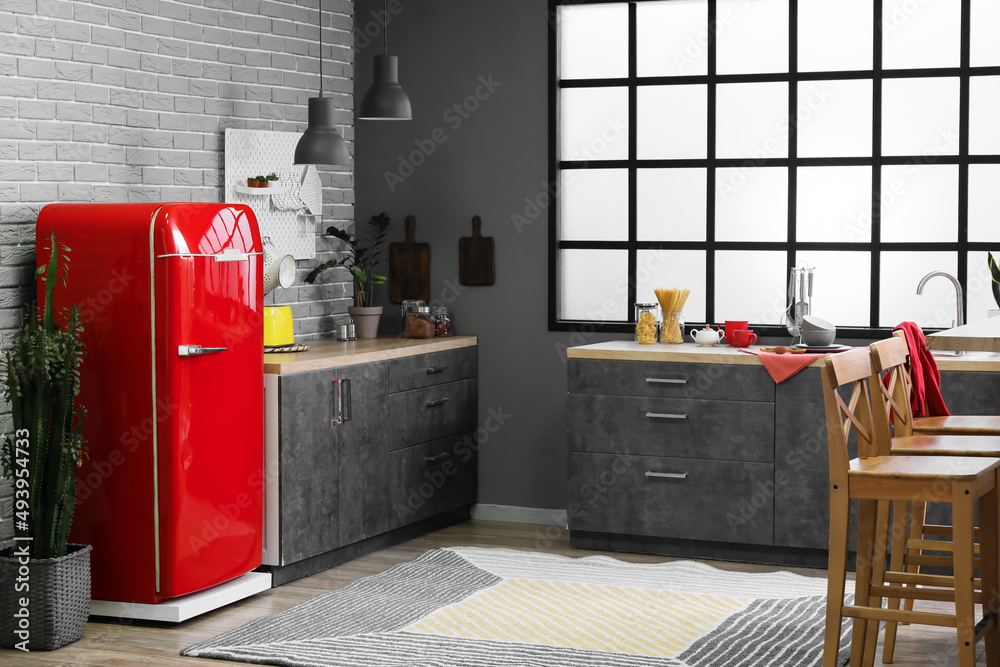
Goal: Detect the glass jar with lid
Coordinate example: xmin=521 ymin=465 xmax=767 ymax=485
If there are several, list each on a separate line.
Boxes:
xmin=634 ymin=302 xmax=659 ymax=344
xmin=432 ymin=306 xmax=453 ymax=337
xmin=401 ymin=299 xmax=425 ymax=334
xmin=406 ymin=306 xmax=435 ymax=338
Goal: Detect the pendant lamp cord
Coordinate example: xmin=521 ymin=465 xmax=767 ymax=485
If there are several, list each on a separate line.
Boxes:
xmin=318 ymin=0 xmax=324 ymax=97
xmin=383 ymin=0 xmax=388 ymax=55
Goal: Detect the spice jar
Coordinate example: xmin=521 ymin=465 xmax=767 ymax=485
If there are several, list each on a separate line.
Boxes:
xmin=401 ymin=299 xmax=425 ymax=333
xmin=406 ymin=306 xmax=435 ymax=338
xmin=634 ymin=302 xmax=659 ymax=345
xmin=432 ymin=306 xmax=453 ymax=337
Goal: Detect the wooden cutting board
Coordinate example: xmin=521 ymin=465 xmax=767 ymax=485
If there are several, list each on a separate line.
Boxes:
xmin=388 ymin=215 xmax=430 ymax=303
xmin=459 ymin=215 xmax=495 ymax=286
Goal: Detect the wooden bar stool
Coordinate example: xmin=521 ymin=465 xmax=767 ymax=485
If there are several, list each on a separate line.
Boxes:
xmin=889 ymin=331 xmax=1000 ymax=436
xmin=820 ymin=347 xmax=1000 ymax=667
xmin=869 ymin=334 xmax=1000 ymax=663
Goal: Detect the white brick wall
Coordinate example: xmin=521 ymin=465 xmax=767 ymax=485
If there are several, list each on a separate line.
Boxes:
xmin=0 ymin=0 xmax=357 ymax=547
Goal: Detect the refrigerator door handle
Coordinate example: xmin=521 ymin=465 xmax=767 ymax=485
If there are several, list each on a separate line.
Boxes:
xmin=177 ymin=345 xmax=228 ymax=357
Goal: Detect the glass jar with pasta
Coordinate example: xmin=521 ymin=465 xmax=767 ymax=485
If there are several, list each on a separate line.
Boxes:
xmin=634 ymin=302 xmax=660 ymax=345
xmin=654 ymin=287 xmax=690 ymax=343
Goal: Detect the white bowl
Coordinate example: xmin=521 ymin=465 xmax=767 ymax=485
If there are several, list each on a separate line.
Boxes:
xmin=802 ymin=329 xmax=836 ymax=346
xmin=801 ymin=315 xmax=835 ymax=332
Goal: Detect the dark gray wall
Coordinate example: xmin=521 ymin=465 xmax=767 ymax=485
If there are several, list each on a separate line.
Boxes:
xmin=355 ymin=0 xmax=587 ymax=511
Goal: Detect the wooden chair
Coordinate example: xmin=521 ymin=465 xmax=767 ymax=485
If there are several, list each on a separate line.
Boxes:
xmin=820 ymin=346 xmax=1000 ymax=667
xmin=889 ymin=331 xmax=1000 ymax=436
xmin=869 ymin=334 xmax=1000 ymax=662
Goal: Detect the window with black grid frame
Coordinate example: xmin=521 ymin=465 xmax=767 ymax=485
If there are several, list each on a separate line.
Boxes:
xmin=550 ymin=0 xmax=1000 ymax=337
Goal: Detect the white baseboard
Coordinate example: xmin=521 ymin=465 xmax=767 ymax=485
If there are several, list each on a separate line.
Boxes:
xmin=471 ymin=503 xmax=567 ymax=527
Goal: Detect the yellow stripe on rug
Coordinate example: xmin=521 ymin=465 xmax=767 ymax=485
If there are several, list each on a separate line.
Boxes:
xmin=404 ymin=578 xmax=750 ymax=657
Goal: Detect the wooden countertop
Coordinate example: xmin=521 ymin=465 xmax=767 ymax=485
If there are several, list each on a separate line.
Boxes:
xmin=566 ymin=340 xmax=1000 ymax=372
xmin=926 ymin=317 xmax=1000 ymax=354
xmin=264 ymin=336 xmax=477 ymax=375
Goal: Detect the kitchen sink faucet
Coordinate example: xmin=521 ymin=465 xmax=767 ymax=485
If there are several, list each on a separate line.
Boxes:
xmin=916 ymin=271 xmax=965 ymax=354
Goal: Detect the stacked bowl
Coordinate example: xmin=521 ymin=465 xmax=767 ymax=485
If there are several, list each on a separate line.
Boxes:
xmin=800 ymin=315 xmax=836 ymax=347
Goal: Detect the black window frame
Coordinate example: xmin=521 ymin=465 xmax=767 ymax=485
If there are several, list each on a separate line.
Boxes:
xmin=548 ymin=0 xmax=1000 ymax=338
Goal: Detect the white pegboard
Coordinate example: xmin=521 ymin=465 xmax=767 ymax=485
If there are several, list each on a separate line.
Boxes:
xmin=224 ymin=129 xmax=319 ymax=260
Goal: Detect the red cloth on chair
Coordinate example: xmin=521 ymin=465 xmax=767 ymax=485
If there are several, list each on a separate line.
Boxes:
xmin=887 ymin=322 xmax=950 ymax=417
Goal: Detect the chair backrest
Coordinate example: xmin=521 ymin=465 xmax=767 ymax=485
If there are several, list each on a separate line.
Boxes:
xmin=820 ymin=347 xmax=881 ymax=485
xmin=869 ymin=331 xmax=915 ymax=442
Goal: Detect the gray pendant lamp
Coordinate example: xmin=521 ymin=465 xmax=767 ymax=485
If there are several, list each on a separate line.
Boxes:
xmin=358 ymin=0 xmax=412 ymax=120
xmin=295 ymin=0 xmax=350 ymax=165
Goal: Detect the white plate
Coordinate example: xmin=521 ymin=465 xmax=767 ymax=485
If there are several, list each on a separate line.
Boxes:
xmin=792 ymin=344 xmax=851 ymax=352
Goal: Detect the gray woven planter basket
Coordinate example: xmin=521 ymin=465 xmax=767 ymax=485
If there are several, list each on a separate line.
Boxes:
xmin=0 ymin=543 xmax=91 ymax=651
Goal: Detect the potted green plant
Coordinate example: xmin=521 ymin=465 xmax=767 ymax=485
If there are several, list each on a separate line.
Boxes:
xmin=989 ymin=252 xmax=1000 ymax=318
xmin=265 ymin=172 xmax=279 ymax=187
xmin=305 ymin=213 xmax=390 ymax=338
xmin=0 ymin=233 xmax=89 ymax=651
xmin=247 ymin=175 xmax=267 ymax=188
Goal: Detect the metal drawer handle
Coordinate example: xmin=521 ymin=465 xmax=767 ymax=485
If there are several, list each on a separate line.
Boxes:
xmin=645 ymin=412 xmax=688 ymax=420
xmin=426 ymin=366 xmax=449 ymax=374
xmin=645 ymin=471 xmax=688 ymax=480
xmin=178 ymin=345 xmax=228 ymax=357
xmin=332 ymin=378 xmax=352 ymax=425
xmin=426 ymin=397 xmax=451 ymax=407
xmin=424 ymin=452 xmax=451 ymax=464
xmin=645 ymin=377 xmax=687 ymax=385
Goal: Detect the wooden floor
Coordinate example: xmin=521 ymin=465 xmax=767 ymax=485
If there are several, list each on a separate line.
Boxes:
xmin=0 ymin=519 xmax=987 ymax=665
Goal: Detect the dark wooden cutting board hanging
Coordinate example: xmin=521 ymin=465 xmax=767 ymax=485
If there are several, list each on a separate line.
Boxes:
xmin=388 ymin=215 xmax=430 ymax=303
xmin=458 ymin=215 xmax=495 ymax=286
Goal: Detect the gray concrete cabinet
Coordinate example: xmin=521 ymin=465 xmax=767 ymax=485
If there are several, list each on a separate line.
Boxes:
xmin=265 ymin=343 xmax=479 ymax=584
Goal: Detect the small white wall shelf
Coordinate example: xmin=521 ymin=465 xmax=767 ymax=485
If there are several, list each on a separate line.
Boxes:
xmin=234 ymin=185 xmax=287 ymax=196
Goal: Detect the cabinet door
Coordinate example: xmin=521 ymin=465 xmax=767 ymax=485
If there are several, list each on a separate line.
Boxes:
xmin=338 ymin=362 xmax=391 ymax=545
xmin=389 ymin=379 xmax=478 ymax=450
xmin=390 ymin=433 xmax=477 ymax=528
xmin=279 ymin=369 xmax=340 ymax=564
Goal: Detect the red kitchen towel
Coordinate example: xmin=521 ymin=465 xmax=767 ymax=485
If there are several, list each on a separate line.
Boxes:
xmin=740 ymin=348 xmax=829 ymax=383
xmin=885 ymin=322 xmax=950 ymax=417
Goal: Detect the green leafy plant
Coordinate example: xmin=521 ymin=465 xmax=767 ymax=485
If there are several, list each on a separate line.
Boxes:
xmin=265 ymin=173 xmax=279 ymax=182
xmin=0 ymin=233 xmax=86 ymax=559
xmin=305 ymin=213 xmax=390 ymax=307
xmin=989 ymin=252 xmax=1000 ymax=310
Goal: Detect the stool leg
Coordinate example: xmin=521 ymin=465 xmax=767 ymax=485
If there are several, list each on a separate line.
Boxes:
xmin=863 ymin=499 xmax=892 ymax=667
xmin=851 ymin=498 xmax=878 ymax=666
xmin=824 ymin=487 xmax=852 ymax=667
xmin=882 ymin=500 xmax=911 ymax=664
xmin=953 ymin=483 xmax=978 ymax=667
xmin=901 ymin=501 xmax=927 ymax=618
xmin=981 ymin=476 xmax=1000 ymax=667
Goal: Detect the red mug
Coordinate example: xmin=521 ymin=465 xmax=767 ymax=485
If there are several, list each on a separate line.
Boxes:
xmin=718 ymin=320 xmax=749 ymax=345
xmin=730 ymin=329 xmax=757 ymax=347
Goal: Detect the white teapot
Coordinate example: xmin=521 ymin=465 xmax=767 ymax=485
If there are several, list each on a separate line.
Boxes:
xmin=689 ymin=324 xmax=723 ymax=346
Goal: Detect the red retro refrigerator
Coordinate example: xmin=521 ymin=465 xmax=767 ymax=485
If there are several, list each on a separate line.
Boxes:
xmin=36 ymin=203 xmax=265 ymax=606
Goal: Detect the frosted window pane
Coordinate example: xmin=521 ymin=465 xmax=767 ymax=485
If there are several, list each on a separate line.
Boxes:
xmin=879 ymin=251 xmax=958 ymax=328
xmin=716 ymin=168 xmax=787 ymax=243
xmin=794 ymin=251 xmax=871 ymax=327
xmin=970 ymin=76 xmax=1000 ymax=155
xmin=796 ymin=80 xmax=873 ymax=158
xmin=560 ymin=87 xmax=629 ymax=161
xmin=797 ymin=167 xmax=873 ymax=243
xmin=716 ymin=82 xmax=788 ymax=159
xmin=716 ymin=0 xmax=788 ymax=75
xmin=559 ymin=249 xmax=629 ymax=321
xmin=881 ymin=78 xmax=960 ymax=156
xmin=637 ymin=169 xmax=706 ymax=242
xmin=798 ymin=0 xmax=873 ymax=72
xmin=715 ymin=251 xmax=788 ymax=325
xmin=637 ymin=0 xmax=709 ymax=78
xmin=635 ymin=250 xmax=707 ymax=323
xmin=558 ymin=4 xmax=629 ymax=80
xmin=967 ymin=251 xmax=1000 ymax=322
xmin=971 ymin=0 xmax=1000 ymax=67
xmin=969 ymin=165 xmax=1000 ymax=243
xmin=882 ymin=0 xmax=960 ymax=70
xmin=637 ymin=85 xmax=708 ymax=159
xmin=880 ymin=165 xmax=957 ymax=243
xmin=560 ymin=169 xmax=628 ymax=242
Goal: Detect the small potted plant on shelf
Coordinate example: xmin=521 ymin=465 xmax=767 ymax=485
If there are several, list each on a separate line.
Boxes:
xmin=0 ymin=233 xmax=89 ymax=651
xmin=989 ymin=252 xmax=1000 ymax=318
xmin=265 ymin=173 xmax=279 ymax=187
xmin=305 ymin=213 xmax=390 ymax=339
xmin=246 ymin=175 xmax=267 ymax=188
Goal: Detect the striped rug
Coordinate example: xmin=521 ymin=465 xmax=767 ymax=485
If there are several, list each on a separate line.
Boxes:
xmin=182 ymin=547 xmax=852 ymax=666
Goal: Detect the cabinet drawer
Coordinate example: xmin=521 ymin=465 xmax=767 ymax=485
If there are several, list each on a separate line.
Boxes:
xmin=390 ymin=347 xmax=477 ymax=393
xmin=390 ymin=434 xmax=477 ymax=528
xmin=567 ymin=452 xmax=773 ymax=546
xmin=389 ymin=378 xmax=478 ymax=450
xmin=567 ymin=394 xmax=773 ymax=462
xmin=568 ymin=359 xmax=774 ymax=402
